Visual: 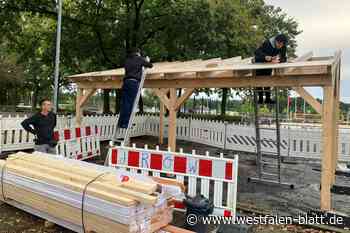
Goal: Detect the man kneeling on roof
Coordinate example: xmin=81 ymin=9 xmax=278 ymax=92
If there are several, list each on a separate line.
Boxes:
xmin=117 ymin=48 xmax=153 ymax=129
xmin=254 ymin=34 xmax=288 ymax=104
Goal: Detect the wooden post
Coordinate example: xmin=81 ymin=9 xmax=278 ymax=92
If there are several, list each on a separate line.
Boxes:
xmin=159 ymin=102 xmax=165 ymax=145
xmin=153 ymin=88 xmax=193 ymax=151
xmin=331 ymin=62 xmax=341 ymax=185
xmin=168 ymin=89 xmax=177 ymax=151
xmin=76 ymin=88 xmax=83 ymax=127
xmin=320 ymin=85 xmax=335 ymax=211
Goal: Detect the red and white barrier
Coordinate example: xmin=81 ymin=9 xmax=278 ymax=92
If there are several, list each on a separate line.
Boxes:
xmin=55 ymin=126 xmax=101 ymax=160
xmin=108 ymin=145 xmax=239 ymax=217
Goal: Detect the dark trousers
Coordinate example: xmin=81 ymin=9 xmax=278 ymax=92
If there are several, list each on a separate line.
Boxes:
xmin=118 ymin=79 xmax=140 ymax=128
xmin=256 ymin=69 xmax=273 ymax=102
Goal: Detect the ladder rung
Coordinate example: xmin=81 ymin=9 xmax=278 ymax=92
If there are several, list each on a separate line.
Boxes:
xmin=261 ymin=152 xmax=280 ymax=157
xmin=261 ymin=161 xmax=279 ymax=167
xmin=261 ymin=151 xmax=278 ymax=154
xmin=258 ymin=127 xmax=277 ymax=131
xmin=261 ymin=172 xmax=279 ymax=178
xmin=260 ymin=155 xmax=280 ymax=160
xmin=261 ymin=166 xmax=280 ymax=172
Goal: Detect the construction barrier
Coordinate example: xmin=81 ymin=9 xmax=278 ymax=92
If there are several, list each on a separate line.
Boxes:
xmin=108 ymin=145 xmax=239 ymax=217
xmin=1 ymin=114 xmax=350 ymax=162
xmin=55 ymin=126 xmax=101 ymax=160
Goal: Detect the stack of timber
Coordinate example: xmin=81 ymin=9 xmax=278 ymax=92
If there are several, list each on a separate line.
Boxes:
xmin=0 ymin=152 xmax=178 ymax=233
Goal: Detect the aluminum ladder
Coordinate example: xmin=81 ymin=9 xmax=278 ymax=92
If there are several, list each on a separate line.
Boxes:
xmin=248 ymin=88 xmax=294 ymax=189
xmin=104 ymin=67 xmax=147 ymax=165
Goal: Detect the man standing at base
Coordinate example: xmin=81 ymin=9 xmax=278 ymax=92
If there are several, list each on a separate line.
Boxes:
xmin=117 ymin=48 xmax=153 ymax=128
xmin=254 ymin=34 xmax=288 ymax=104
xmin=21 ymin=98 xmax=57 ymax=154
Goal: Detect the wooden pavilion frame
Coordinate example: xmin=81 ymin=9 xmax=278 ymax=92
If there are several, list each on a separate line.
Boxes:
xmin=68 ymin=51 xmax=341 ymax=211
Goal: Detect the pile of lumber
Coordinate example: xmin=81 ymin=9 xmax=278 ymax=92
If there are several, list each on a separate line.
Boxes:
xmin=0 ymin=152 xmax=179 ymax=233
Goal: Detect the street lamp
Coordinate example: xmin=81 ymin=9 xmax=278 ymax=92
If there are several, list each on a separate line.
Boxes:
xmin=53 ymin=0 xmax=62 ymax=113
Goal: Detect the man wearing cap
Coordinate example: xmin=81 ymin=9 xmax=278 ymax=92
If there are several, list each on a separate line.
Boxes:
xmin=254 ymin=34 xmax=288 ymax=104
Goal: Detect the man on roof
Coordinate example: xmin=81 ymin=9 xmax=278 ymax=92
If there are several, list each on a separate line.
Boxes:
xmin=118 ymin=48 xmax=153 ymax=129
xmin=254 ymin=34 xmax=288 ymax=104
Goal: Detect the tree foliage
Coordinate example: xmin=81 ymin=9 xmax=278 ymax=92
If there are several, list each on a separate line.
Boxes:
xmin=0 ymin=0 xmax=301 ymax=114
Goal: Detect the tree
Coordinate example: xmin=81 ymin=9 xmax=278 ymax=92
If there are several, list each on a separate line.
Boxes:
xmin=0 ymin=55 xmax=23 ymax=107
xmin=0 ymin=0 xmax=300 ymax=116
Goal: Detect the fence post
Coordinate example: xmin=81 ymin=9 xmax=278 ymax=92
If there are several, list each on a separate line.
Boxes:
xmin=224 ymin=121 xmax=228 ymax=150
xmin=0 ymin=115 xmax=2 ymax=155
xmin=188 ymin=116 xmax=192 ymax=141
xmin=68 ymin=114 xmax=72 ymax=128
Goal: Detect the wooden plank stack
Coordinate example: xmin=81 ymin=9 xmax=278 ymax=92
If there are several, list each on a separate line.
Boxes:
xmin=0 ymin=152 xmax=176 ymax=233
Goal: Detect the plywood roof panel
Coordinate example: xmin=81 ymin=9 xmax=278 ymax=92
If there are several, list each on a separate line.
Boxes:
xmin=68 ymin=52 xmax=341 ymax=89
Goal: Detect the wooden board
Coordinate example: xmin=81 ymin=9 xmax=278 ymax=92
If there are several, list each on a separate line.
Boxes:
xmin=0 ymin=155 xmax=176 ymax=233
xmin=2 ymin=183 xmax=170 ymax=233
xmin=11 ymin=153 xmax=157 ymax=194
xmin=6 ymin=154 xmax=158 ymax=205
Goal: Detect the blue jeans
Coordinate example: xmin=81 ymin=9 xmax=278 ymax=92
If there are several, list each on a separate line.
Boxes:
xmin=118 ymin=79 xmax=140 ymax=128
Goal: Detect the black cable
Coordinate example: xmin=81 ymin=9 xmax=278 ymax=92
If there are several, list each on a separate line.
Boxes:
xmin=81 ymin=172 xmax=108 ymax=233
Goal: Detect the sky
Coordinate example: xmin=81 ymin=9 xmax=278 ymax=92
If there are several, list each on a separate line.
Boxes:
xmin=264 ymin=0 xmax=350 ymax=103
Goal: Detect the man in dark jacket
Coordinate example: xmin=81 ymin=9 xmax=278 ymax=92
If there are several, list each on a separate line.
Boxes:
xmin=21 ymin=99 xmax=57 ymax=154
xmin=118 ymin=48 xmax=153 ymax=128
xmin=254 ymin=34 xmax=288 ymax=104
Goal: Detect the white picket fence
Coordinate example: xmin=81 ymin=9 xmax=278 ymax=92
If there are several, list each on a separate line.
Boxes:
xmin=1 ymin=114 xmax=350 ymax=162
xmin=0 ymin=114 xmax=145 ymax=153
